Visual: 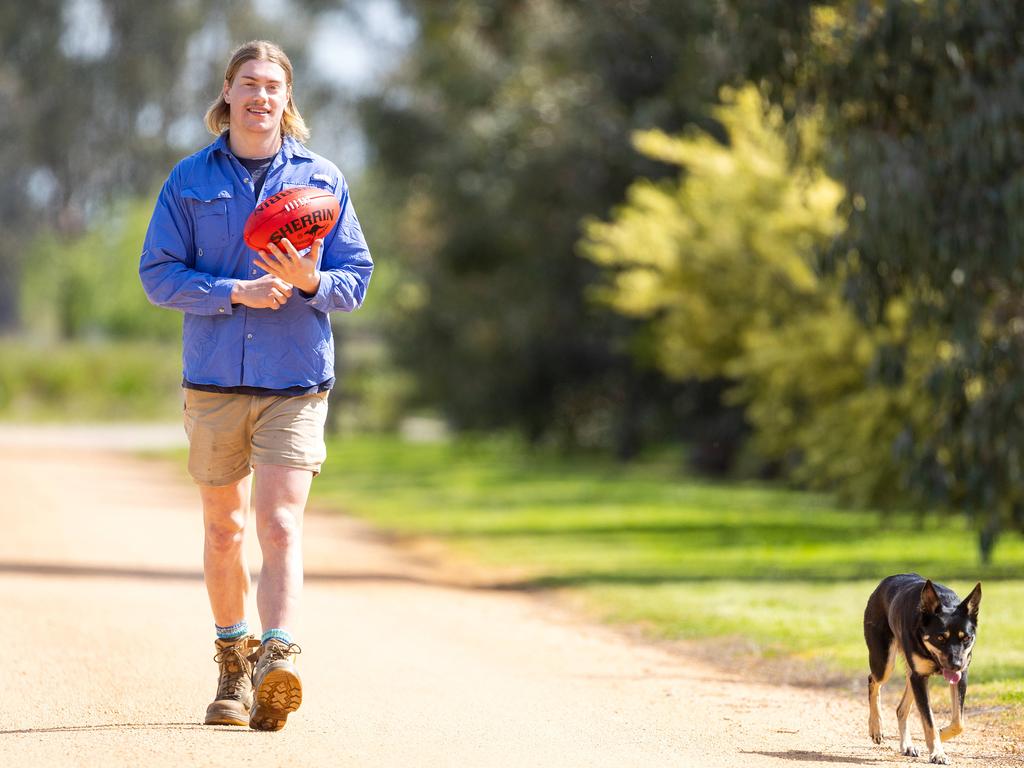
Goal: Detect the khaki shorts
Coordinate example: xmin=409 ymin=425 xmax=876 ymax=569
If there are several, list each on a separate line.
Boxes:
xmin=183 ymin=389 xmax=329 ymax=486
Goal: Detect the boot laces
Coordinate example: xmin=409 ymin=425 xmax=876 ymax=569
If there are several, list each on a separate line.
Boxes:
xmin=262 ymin=641 xmax=302 ymax=664
xmin=213 ymin=644 xmax=252 ymax=699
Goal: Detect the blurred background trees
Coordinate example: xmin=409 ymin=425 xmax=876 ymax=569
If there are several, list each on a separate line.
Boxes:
xmin=359 ymin=0 xmax=728 ymax=457
xmin=5 ymin=0 xmax=1024 ymax=558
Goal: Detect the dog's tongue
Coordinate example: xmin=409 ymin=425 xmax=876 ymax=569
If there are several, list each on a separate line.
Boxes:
xmin=943 ymin=669 xmax=962 ymax=684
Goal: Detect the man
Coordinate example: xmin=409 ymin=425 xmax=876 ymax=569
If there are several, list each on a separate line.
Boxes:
xmin=140 ymin=40 xmax=372 ymax=731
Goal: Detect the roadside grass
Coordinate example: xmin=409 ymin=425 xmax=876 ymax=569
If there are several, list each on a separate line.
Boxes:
xmin=315 ymin=434 xmax=1024 ymax=710
xmin=0 ymin=338 xmax=183 ymax=421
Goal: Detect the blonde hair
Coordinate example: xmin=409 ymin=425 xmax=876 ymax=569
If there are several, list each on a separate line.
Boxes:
xmin=204 ymin=40 xmax=310 ymax=141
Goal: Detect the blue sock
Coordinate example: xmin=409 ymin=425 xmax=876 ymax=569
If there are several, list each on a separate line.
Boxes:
xmin=215 ymin=620 xmax=249 ymax=640
xmin=261 ymin=628 xmax=293 ymax=645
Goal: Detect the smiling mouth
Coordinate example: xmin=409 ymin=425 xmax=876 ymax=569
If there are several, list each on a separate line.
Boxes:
xmin=247 ymin=106 xmax=270 ymax=116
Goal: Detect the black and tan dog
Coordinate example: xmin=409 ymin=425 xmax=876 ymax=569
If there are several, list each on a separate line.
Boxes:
xmin=863 ymin=574 xmax=982 ymax=764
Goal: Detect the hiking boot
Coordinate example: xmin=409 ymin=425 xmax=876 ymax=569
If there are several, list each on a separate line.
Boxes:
xmin=249 ymin=639 xmax=303 ymax=731
xmin=204 ymin=635 xmax=261 ymax=726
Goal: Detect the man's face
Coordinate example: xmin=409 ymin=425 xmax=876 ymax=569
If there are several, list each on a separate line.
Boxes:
xmin=223 ymin=58 xmax=288 ymax=139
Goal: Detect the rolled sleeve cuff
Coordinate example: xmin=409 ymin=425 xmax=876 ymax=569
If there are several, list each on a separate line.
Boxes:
xmin=302 ymin=272 xmax=332 ymax=311
xmin=210 ymin=279 xmax=236 ymax=315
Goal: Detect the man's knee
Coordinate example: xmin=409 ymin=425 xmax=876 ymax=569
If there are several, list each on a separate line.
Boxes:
xmin=259 ymin=510 xmax=301 ymax=553
xmin=205 ymin=515 xmax=247 ymax=555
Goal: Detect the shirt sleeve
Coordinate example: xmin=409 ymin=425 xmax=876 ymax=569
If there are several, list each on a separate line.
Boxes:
xmin=303 ymin=176 xmax=373 ymax=314
xmin=139 ymin=171 xmax=238 ymax=316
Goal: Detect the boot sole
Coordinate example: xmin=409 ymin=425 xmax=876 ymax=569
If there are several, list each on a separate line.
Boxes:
xmin=205 ymin=703 xmax=250 ymax=727
xmin=249 ymin=667 xmax=302 ymax=731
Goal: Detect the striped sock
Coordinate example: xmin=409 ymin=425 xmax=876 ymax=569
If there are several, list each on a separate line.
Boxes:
xmin=215 ymin=620 xmax=249 ymax=640
xmin=261 ymin=628 xmax=293 ymax=645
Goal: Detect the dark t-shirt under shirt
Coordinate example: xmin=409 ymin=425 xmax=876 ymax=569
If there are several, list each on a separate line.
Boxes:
xmin=183 ymin=153 xmax=333 ymax=398
xmin=238 ymin=154 xmax=274 ymax=199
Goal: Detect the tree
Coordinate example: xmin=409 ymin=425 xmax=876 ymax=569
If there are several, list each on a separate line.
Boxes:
xmin=785 ymin=2 xmax=1024 ymax=559
xmin=360 ymin=0 xmax=727 ymax=453
xmin=0 ymin=0 xmax=307 ymax=331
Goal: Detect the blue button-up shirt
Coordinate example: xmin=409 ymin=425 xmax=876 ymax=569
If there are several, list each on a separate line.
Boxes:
xmin=140 ymin=134 xmax=372 ymax=391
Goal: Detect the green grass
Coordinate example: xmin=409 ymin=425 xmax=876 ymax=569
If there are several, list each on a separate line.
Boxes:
xmin=0 ymin=338 xmax=183 ymax=421
xmin=315 ymin=434 xmax=1024 ymax=708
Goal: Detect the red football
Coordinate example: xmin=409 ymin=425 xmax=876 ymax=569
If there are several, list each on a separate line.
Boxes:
xmin=243 ymin=186 xmax=341 ymax=251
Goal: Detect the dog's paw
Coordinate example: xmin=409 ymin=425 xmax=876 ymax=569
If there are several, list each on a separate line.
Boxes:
xmin=901 ymin=745 xmax=919 ymax=757
xmin=940 ymin=723 xmax=963 ymax=742
xmin=869 ymin=718 xmax=882 ymax=744
xmin=929 ymin=752 xmax=950 ymax=765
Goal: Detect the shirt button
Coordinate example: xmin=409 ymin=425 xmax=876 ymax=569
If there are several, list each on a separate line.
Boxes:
xmin=252 ymin=269 xmax=258 ymax=276
xmin=198 ymin=247 xmax=204 ymax=257
xmin=246 ymin=333 xmax=253 ymax=340
xmin=218 ymin=307 xmax=225 ymax=313
xmin=244 ymin=178 xmax=251 ymax=184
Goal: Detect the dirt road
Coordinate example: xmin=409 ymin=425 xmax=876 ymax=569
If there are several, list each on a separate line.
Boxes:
xmin=0 ymin=426 xmax=1019 ymax=767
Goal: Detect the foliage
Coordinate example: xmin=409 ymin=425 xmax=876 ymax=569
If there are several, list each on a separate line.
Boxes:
xmin=360 ymin=0 xmax=725 ymax=452
xmin=737 ymin=1 xmax=1024 ymax=556
xmin=730 ymin=294 xmax=938 ymax=507
xmin=576 ymin=3 xmax=1024 ymax=555
xmin=581 ymin=86 xmax=844 ymax=380
xmin=580 ymin=86 xmax=931 ymax=503
xmin=21 ymin=198 xmax=181 ymax=342
xmin=0 ymin=338 xmax=183 ymax=421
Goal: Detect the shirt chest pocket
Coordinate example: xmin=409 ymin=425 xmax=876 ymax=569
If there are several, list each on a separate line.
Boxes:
xmin=183 ymin=186 xmax=233 ymax=250
xmin=279 ymin=172 xmax=338 ymax=194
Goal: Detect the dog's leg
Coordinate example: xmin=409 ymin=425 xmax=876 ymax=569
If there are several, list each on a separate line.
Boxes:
xmin=868 ymin=675 xmax=883 ymax=743
xmin=940 ymin=672 xmax=967 ymax=742
xmin=910 ymin=673 xmax=948 ymax=764
xmin=897 ymin=673 xmax=918 ymax=757
xmin=867 ymin=639 xmax=895 ymax=743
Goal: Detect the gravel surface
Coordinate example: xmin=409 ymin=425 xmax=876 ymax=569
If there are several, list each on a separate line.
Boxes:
xmin=0 ymin=427 xmax=1020 ymax=767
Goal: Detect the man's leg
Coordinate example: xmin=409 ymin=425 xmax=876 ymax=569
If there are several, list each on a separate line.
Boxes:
xmin=199 ymin=476 xmax=252 ymax=625
xmin=247 ymin=463 xmax=311 ymax=731
xmin=198 ymin=475 xmax=260 ymax=726
xmin=252 ymin=463 xmax=311 ymax=631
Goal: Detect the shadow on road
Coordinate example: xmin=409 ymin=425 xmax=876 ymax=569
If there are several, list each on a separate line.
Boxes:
xmin=0 ymin=723 xmax=245 ymax=735
xmin=741 ymin=750 xmax=890 ymax=764
xmin=0 ymin=560 xmax=504 ymax=591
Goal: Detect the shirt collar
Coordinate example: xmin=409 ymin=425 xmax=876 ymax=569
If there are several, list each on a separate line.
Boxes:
xmin=281 ymin=135 xmax=313 ymax=160
xmin=212 ymin=132 xmax=312 ymax=161
xmin=211 ymin=132 xmax=232 ymax=156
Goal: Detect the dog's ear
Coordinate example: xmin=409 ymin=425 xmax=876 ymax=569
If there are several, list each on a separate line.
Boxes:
xmin=920 ymin=580 xmax=942 ymax=614
xmin=959 ymin=582 xmax=982 ymax=621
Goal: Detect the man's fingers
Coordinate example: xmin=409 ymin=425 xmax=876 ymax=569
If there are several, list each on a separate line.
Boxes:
xmin=268 ymin=239 xmax=297 ymax=264
xmin=278 ymin=237 xmax=301 ymax=262
xmin=259 ymin=247 xmax=283 ymax=269
xmin=254 ymin=259 xmax=288 ymax=281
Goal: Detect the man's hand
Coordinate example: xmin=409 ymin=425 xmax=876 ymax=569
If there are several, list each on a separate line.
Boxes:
xmin=230 ymin=274 xmax=293 ymax=310
xmin=253 ymin=237 xmax=323 ymax=295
